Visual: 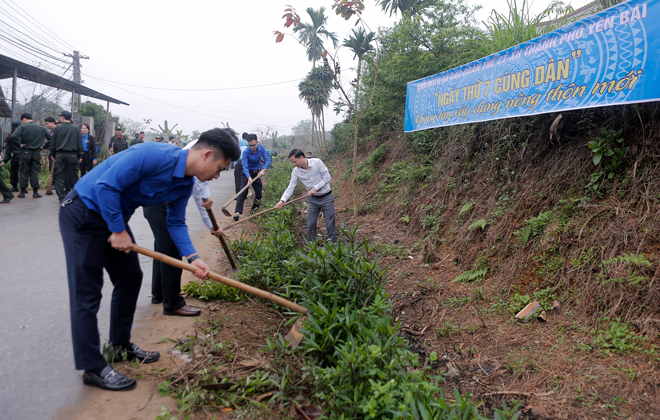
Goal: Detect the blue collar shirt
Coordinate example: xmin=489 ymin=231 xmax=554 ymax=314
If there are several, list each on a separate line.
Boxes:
xmin=242 ymin=143 xmax=271 ymax=179
xmin=75 ymin=142 xmax=196 ymax=257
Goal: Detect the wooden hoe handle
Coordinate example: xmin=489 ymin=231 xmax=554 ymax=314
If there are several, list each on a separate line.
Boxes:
xmin=221 ymin=172 xmax=263 ymax=210
xmin=131 ymin=244 xmax=307 ymax=314
xmin=205 ymin=209 xmax=239 ymax=271
xmin=223 ymin=195 xmax=307 ymax=231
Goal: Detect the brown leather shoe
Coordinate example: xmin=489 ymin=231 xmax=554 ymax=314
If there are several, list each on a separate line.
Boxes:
xmin=164 ymin=305 xmax=201 ymax=317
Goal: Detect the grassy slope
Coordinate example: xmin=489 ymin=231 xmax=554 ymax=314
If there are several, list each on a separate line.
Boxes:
xmin=327 ymin=103 xmax=660 ymax=419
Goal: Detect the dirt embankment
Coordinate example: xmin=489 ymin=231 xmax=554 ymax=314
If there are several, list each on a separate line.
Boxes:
xmin=325 ymin=105 xmax=660 ymax=419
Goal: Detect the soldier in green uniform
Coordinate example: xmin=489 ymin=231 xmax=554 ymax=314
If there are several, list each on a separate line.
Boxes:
xmin=0 ymin=160 xmax=13 ymax=203
xmin=50 ymin=111 xmax=83 ymax=202
xmin=108 ymin=127 xmax=128 ymax=154
xmin=11 ymin=113 xmax=51 ymax=198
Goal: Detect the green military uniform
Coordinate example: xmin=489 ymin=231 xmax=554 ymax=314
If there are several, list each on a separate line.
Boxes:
xmin=11 ymin=121 xmax=50 ymax=194
xmin=0 ymin=164 xmax=13 ymax=202
xmin=51 ymin=122 xmax=83 ymax=201
xmin=109 ymin=135 xmax=128 ymax=153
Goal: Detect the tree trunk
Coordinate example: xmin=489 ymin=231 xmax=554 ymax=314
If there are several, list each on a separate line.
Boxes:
xmin=352 ymin=58 xmax=363 ymax=218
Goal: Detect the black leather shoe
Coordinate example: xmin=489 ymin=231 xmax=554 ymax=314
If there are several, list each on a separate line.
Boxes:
xmin=82 ymin=366 xmax=136 ymax=391
xmin=11 ymin=187 xmax=18 ymax=192
xmin=151 ymin=297 xmax=163 ymax=304
xmin=33 ymin=192 xmax=42 ymax=198
xmin=0 ymin=197 xmax=12 ymax=204
xmin=121 ymin=343 xmax=160 ymax=363
xmin=17 ymin=191 xmax=26 ymax=198
xmin=233 ymin=213 xmax=240 ymax=221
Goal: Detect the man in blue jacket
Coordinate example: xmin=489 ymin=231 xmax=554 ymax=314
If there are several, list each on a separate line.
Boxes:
xmin=59 ymin=127 xmax=241 ymax=391
xmin=233 ymin=134 xmax=270 ymax=220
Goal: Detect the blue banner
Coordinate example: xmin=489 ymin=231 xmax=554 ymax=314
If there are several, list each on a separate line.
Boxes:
xmin=404 ymin=0 xmax=659 ymax=132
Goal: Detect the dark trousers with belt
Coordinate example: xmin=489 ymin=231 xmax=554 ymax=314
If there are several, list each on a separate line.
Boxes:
xmin=55 ymin=152 xmax=79 ymax=201
xmin=80 ymin=150 xmax=94 ymax=176
xmin=9 ymin=154 xmax=19 ymax=189
xmin=59 ymin=190 xmax=143 ymax=370
xmin=143 ymin=205 xmax=186 ymax=312
xmin=234 ymin=169 xmax=262 ymax=215
xmin=19 ymin=149 xmax=41 ymax=192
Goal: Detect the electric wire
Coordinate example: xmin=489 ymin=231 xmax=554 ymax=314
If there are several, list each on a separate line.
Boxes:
xmin=0 ymin=30 xmax=70 ymax=66
xmin=85 ymin=74 xmax=293 ymax=131
xmin=84 ymin=74 xmax=303 ymax=92
xmin=3 ymin=0 xmax=78 ymax=52
xmin=0 ymin=9 xmax=68 ymax=56
xmin=0 ymin=20 xmax=70 ymax=62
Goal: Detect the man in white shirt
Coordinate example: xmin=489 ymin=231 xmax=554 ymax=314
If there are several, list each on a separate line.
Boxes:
xmin=275 ymin=149 xmax=336 ymax=243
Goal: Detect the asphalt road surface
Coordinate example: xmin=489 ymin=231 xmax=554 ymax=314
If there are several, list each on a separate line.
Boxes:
xmin=0 ymin=169 xmax=236 ymax=419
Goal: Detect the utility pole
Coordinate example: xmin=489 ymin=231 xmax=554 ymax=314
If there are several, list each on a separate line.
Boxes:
xmin=63 ymin=51 xmax=89 ymax=112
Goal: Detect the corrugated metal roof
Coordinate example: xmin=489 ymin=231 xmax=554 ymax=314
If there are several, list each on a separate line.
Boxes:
xmin=0 ymin=54 xmax=129 ymax=106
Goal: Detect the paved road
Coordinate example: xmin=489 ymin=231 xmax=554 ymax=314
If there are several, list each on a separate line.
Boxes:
xmin=0 ymin=169 xmax=236 ymax=420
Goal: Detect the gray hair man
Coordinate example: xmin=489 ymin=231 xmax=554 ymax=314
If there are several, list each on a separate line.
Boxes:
xmin=275 ymin=149 xmax=336 ymax=243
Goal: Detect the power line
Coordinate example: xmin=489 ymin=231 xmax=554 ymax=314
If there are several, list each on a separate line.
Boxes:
xmin=85 ymin=75 xmax=293 ymax=131
xmin=3 ymin=0 xmax=78 ymax=52
xmin=0 ymin=20 xmax=70 ymax=62
xmin=84 ymin=74 xmax=303 ymax=92
xmin=0 ymin=4 xmax=68 ymax=55
xmin=0 ymin=29 xmax=70 ymax=66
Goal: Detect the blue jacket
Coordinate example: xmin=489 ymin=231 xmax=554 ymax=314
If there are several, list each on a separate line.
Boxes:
xmin=75 ymin=142 xmax=196 ymax=256
xmin=242 ymin=143 xmax=271 ymax=178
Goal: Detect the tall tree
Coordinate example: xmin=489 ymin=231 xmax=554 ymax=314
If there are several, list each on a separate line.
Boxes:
xmin=377 ymin=0 xmax=434 ymax=17
xmin=293 ymin=7 xmax=339 ymax=66
xmin=341 ymin=27 xmax=376 ymax=216
xmin=298 ymin=66 xmax=334 ymax=154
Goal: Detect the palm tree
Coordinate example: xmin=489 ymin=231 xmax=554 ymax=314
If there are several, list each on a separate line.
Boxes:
xmin=342 ymin=27 xmax=375 ymax=216
xmin=298 ymin=66 xmax=334 ymax=153
xmin=294 ymin=7 xmax=339 ymax=66
xmin=376 ymin=0 xmax=435 ymax=17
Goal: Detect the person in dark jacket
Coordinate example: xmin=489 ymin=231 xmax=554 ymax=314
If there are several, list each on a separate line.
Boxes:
xmin=3 ymin=122 xmax=20 ymax=192
xmin=79 ymin=123 xmax=97 ymax=177
xmin=108 ymin=127 xmax=128 ymax=154
xmin=0 ymin=133 xmax=15 ymax=203
xmin=11 ymin=113 xmax=51 ymax=198
xmin=130 ymin=132 xmax=145 ymax=147
xmin=50 ymin=111 xmax=83 ymax=201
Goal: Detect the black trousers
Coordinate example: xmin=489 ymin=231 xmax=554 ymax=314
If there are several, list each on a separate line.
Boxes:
xmin=234 ymin=169 xmax=262 ymax=215
xmin=9 ymin=153 xmax=19 ymax=188
xmin=59 ymin=190 xmax=142 ymax=370
xmin=55 ymin=152 xmax=79 ymax=201
xmin=18 ymin=149 xmax=41 ymax=192
xmin=143 ymin=205 xmax=186 ymax=312
xmin=233 ymin=160 xmax=243 ymax=194
xmin=79 ymin=150 xmax=94 ymax=176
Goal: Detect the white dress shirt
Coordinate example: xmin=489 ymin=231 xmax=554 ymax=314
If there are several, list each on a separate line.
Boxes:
xmin=183 ymin=140 xmax=213 ymax=229
xmin=280 ymin=158 xmax=332 ymax=202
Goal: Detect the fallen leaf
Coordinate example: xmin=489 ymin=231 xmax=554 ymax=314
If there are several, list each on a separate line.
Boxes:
xmin=220 ymin=407 xmax=233 ymax=413
xmin=531 ymin=405 xmax=548 ymax=417
xmin=239 ymin=358 xmax=261 ymax=367
xmin=255 ymin=391 xmax=273 ymax=402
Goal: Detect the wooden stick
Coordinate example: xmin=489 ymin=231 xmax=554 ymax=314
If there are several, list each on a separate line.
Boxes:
xmin=484 ymin=390 xmax=554 ymax=398
xmin=223 ymin=195 xmax=307 ymax=231
xmin=205 ymin=208 xmax=239 ymax=271
xmin=131 ymin=244 xmax=307 ymax=314
xmin=221 ymin=172 xmax=263 ymax=210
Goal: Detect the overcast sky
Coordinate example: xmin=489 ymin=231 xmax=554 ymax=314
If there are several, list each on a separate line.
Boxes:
xmin=1 ymin=0 xmax=592 ymax=136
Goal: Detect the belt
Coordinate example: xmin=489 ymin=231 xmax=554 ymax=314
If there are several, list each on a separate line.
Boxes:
xmin=313 ymin=190 xmax=332 ymax=199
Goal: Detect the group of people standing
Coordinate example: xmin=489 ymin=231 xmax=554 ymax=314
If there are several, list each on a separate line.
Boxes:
xmin=0 ymin=110 xmax=93 ymax=203
xmin=4 ymin=120 xmax=338 ymax=393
